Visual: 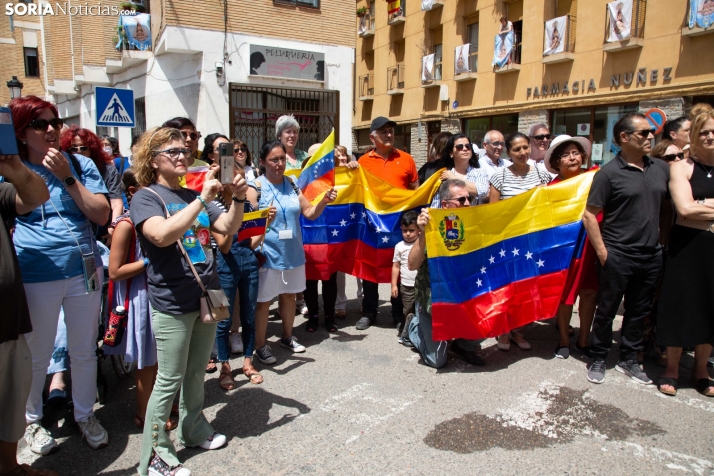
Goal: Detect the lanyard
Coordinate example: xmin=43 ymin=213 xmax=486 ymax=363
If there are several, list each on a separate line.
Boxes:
xmin=265 ymin=178 xmax=290 ymax=229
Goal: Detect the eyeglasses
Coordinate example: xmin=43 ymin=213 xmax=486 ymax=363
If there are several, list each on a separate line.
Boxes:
xmin=180 ymin=130 xmax=201 ymax=141
xmin=626 ymin=129 xmax=656 ymax=138
xmin=153 ymin=147 xmax=191 ymax=159
xmin=454 ymin=143 xmax=472 ymax=151
xmin=485 ymin=141 xmax=505 ymax=148
xmin=234 ymin=147 xmax=248 ymax=153
xmin=445 ymin=196 xmax=473 ymax=206
xmin=267 ymin=157 xmax=287 ymax=165
xmin=699 ymin=129 xmax=714 ymax=138
xmin=27 ymin=118 xmax=64 ymax=131
xmin=560 ymin=150 xmax=582 ymax=159
xmin=68 ymin=146 xmax=89 ymax=153
xmin=531 ymin=134 xmax=553 ymax=141
xmin=661 ymin=152 xmax=685 ymax=162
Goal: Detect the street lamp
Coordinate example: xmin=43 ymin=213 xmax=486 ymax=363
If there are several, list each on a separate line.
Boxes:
xmin=6 ymin=76 xmax=23 ymax=99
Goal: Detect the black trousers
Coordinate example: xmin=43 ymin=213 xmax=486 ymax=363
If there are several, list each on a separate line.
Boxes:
xmin=362 ymin=279 xmax=403 ymax=324
xmin=589 ymin=250 xmax=663 ymax=362
xmin=304 ymin=272 xmax=337 ymax=317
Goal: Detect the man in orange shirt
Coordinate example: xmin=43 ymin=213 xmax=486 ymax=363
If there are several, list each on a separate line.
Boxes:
xmin=347 ymin=116 xmax=419 ymax=330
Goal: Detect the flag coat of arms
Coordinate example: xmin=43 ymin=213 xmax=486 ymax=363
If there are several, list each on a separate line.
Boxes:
xmin=425 ymin=171 xmax=595 ymax=341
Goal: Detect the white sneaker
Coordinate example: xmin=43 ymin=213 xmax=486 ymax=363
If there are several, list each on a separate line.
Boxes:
xmin=25 ymin=422 xmax=58 ymax=455
xmin=197 ymin=432 xmax=226 ymax=450
xmin=229 ymin=333 xmax=243 ymax=354
xmin=78 ymin=415 xmax=108 ymax=449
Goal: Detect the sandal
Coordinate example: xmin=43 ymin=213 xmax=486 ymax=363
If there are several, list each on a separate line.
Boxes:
xmin=511 ymin=331 xmax=531 ymax=351
xmin=691 ymin=377 xmax=714 ymax=397
xmin=219 ymin=369 xmax=235 ymax=391
xmin=305 ymin=316 xmax=319 ymax=332
xmin=657 ymin=377 xmax=678 ymax=396
xmin=325 ymin=316 xmax=338 ymax=333
xmin=243 ymin=366 xmax=263 ymax=384
xmin=497 ymin=334 xmax=511 ymax=351
xmin=134 ymin=414 xmax=178 ymax=431
xmin=205 ymin=358 xmax=217 ymax=374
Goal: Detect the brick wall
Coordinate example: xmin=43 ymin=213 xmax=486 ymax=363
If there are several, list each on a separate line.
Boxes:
xmin=638 ymin=97 xmax=691 ymax=122
xmin=518 ymin=109 xmax=549 ymax=135
xmin=0 ymin=17 xmax=45 ymax=104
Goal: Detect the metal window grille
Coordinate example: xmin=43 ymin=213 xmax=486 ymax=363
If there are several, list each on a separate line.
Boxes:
xmin=132 ymin=97 xmax=146 ymax=139
xmin=229 ymin=85 xmax=339 ymax=162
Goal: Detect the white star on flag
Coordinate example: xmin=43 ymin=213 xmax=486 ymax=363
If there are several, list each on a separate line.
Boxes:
xmin=489 ymin=256 xmax=495 ymax=264
xmin=382 ymin=236 xmax=389 ymax=243
xmin=499 ymin=249 xmax=506 ymax=258
xmin=331 ymin=229 xmax=339 ymax=237
xmin=350 ymin=212 xmax=356 ymax=219
xmin=339 ymin=219 xmax=347 ymax=226
xmin=536 ymin=259 xmax=545 ymax=267
xmin=512 ymin=247 xmax=519 ymax=256
xmin=525 ymin=251 xmax=533 ymax=260
xmin=362 ymin=211 xmax=367 ymax=218
xmin=480 ymin=266 xmax=486 ymax=274
xmin=476 ymin=279 xmax=482 ymax=287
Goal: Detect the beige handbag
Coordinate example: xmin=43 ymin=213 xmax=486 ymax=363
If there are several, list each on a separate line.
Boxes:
xmin=145 ymin=187 xmax=230 ymax=323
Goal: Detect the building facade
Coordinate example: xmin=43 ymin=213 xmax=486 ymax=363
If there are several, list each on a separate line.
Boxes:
xmin=353 ymin=0 xmax=714 ymax=167
xmin=1 ymin=0 xmax=355 ymax=156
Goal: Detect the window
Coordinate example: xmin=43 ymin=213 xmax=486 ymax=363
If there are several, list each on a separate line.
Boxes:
xmin=393 ymin=124 xmax=411 ymax=153
xmin=274 ymin=0 xmax=319 ymax=7
xmin=132 ymin=97 xmax=146 ymax=139
xmin=462 ymin=114 xmax=519 ymax=147
xmin=432 ymin=28 xmax=442 ymax=80
xmin=369 ymin=1 xmax=375 ymax=30
xmin=507 ymin=0 xmax=523 ymax=64
xmin=467 ymin=21 xmax=479 ymax=72
xmin=23 ymin=48 xmax=39 ymax=77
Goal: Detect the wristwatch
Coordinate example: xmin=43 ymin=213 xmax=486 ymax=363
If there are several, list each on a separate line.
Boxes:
xmin=232 ymin=195 xmax=246 ymax=204
xmin=62 ymin=176 xmax=77 ymax=187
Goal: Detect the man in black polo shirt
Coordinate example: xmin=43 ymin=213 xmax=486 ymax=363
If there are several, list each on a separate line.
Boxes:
xmin=582 ymin=112 xmax=669 ymax=385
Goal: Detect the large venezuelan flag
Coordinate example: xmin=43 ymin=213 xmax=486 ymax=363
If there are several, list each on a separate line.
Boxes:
xmin=301 ymin=166 xmax=442 ymax=283
xmin=425 ymin=171 xmax=595 ymax=341
xmin=296 ymin=130 xmax=335 ymax=201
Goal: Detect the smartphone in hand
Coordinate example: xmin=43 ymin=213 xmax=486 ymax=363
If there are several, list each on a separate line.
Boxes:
xmin=0 ymin=107 xmax=19 ymax=156
xmin=218 ymin=142 xmax=234 ymax=185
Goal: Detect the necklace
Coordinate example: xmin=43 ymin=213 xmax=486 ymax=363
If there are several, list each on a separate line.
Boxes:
xmin=695 ymin=158 xmax=714 ymax=178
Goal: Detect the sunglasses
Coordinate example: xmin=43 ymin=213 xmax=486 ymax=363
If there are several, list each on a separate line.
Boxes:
xmin=68 ymin=146 xmax=89 ymax=153
xmin=27 ymin=118 xmax=64 ymax=131
xmin=234 ymin=147 xmax=248 ymax=153
xmin=486 ymin=141 xmax=505 ymax=148
xmin=153 ymin=147 xmax=191 ymax=160
xmin=180 ymin=130 xmax=201 ymax=141
xmin=531 ymin=134 xmax=553 ymax=141
xmin=626 ymin=129 xmax=656 ymax=138
xmin=454 ymin=143 xmax=473 ymax=151
xmin=445 ymin=196 xmax=473 ymax=205
xmin=661 ymin=152 xmax=685 ymax=162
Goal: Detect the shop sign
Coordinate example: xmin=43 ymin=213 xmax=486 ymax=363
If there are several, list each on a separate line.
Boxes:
xmin=249 ymin=45 xmax=325 ymax=82
xmin=527 ymin=79 xmax=596 ymax=99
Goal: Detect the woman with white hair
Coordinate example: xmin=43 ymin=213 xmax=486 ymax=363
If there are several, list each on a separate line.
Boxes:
xmin=276 ymin=115 xmax=307 ymax=171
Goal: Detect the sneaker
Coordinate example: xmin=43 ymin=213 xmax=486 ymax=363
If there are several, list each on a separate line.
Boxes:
xmin=554 ymin=345 xmax=570 ymax=359
xmin=149 ymin=452 xmax=191 ymax=476
xmin=197 ymin=432 xmax=226 ymax=450
xmin=575 ymin=342 xmax=594 ymax=360
xmin=355 ymin=315 xmax=375 ymax=330
xmin=450 ymin=342 xmax=486 ymax=366
xmin=587 ymin=358 xmax=607 ymax=384
xmin=279 ymin=336 xmax=306 ymax=353
xmin=229 ymin=333 xmax=243 ymax=354
xmin=615 ymin=360 xmax=653 ymax=385
xmin=296 ymin=299 xmax=308 ymax=316
xmin=399 ymin=313 xmax=414 ymax=347
xmin=255 ymin=345 xmax=276 ymax=365
xmin=24 ymin=423 xmax=58 ymax=456
xmin=78 ymin=415 xmax=108 ymax=449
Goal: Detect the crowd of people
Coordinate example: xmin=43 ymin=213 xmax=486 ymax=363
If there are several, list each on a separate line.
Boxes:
xmin=0 ymin=94 xmax=713 ymax=476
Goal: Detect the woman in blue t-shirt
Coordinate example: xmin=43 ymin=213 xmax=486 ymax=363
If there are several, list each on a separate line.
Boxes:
xmin=8 ymin=96 xmax=111 ymax=455
xmin=247 ymin=141 xmax=336 ymax=366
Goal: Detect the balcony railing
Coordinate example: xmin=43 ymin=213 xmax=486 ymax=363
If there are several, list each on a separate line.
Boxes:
xmin=387 ymin=64 xmax=405 ymax=93
xmin=388 ymin=0 xmax=406 ymax=25
xmin=604 ymin=0 xmax=646 ymax=41
xmin=359 ymin=73 xmax=374 ymax=99
xmin=468 ymin=44 xmax=478 ymax=73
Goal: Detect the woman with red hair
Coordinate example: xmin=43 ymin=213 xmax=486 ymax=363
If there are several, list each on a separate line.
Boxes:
xmin=5 ymin=96 xmax=111 ymax=455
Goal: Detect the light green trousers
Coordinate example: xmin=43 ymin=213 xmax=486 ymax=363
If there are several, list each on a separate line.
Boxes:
xmin=138 ymin=309 xmax=217 ymax=475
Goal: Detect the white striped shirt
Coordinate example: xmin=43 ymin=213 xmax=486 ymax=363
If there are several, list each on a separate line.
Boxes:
xmin=489 ymin=166 xmax=552 ymax=200
xmin=431 ymin=166 xmax=490 ymax=208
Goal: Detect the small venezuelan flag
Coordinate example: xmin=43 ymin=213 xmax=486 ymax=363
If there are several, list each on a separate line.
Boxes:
xmin=301 ymin=166 xmax=442 ymax=283
xmin=296 ymin=130 xmax=336 ymax=202
xmin=425 ymin=171 xmax=595 ymax=341
xmin=237 ymin=208 xmax=270 ymax=242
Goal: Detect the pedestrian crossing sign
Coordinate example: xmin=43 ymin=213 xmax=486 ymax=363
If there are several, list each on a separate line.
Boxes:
xmin=96 ymin=87 xmax=135 ymax=127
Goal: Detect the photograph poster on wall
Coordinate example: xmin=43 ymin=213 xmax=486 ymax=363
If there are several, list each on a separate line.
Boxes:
xmin=607 ymin=0 xmax=633 ymax=42
xmin=492 ymin=31 xmax=514 ymax=68
xmin=454 ymin=44 xmax=470 ymax=74
xmin=422 ymin=54 xmax=435 ymax=82
xmin=689 ymin=0 xmax=714 ymax=28
xmin=543 ymin=15 xmax=567 ymax=56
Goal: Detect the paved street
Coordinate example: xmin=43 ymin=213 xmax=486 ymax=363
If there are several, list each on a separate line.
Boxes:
xmin=18 ymin=279 xmax=714 ymax=476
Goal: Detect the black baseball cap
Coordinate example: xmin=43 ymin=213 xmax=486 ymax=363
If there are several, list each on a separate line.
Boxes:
xmin=370 ymin=116 xmax=397 ymax=133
